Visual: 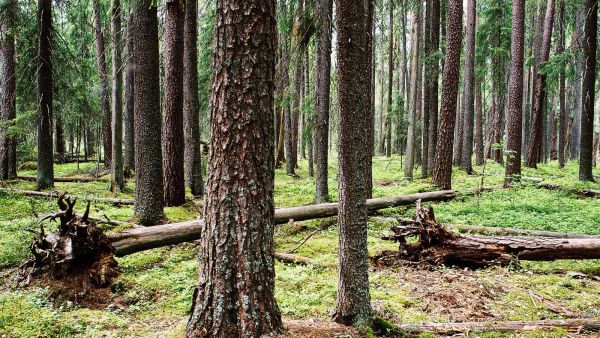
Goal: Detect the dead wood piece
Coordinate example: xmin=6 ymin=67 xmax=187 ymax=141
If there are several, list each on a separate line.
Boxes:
xmin=1 ymin=189 xmax=134 ymax=206
xmin=396 ymin=319 xmax=600 ymax=335
xmin=275 ymin=252 xmax=314 ymax=265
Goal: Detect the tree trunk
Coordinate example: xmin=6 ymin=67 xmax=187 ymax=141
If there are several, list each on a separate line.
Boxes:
xmin=550 ymin=96 xmax=558 ymax=161
xmin=504 ymin=0 xmax=525 ymax=185
xmin=405 ymin=7 xmax=421 ymax=179
xmin=183 ymin=0 xmax=203 ymax=196
xmin=558 ymin=0 xmax=566 ymax=168
xmin=185 ymin=1 xmax=283 ymax=335
xmin=460 ymin=0 xmax=476 ymax=174
xmin=579 ymin=0 xmax=597 ymax=181
xmin=386 ymin=1 xmax=394 ymax=160
xmin=526 ymin=0 xmax=555 ymax=168
xmin=163 ymin=0 xmax=186 ymax=206
xmin=570 ymin=10 xmax=583 ymax=160
xmin=474 ymin=79 xmax=484 ymax=166
xmin=37 ymin=0 xmax=54 ymax=189
xmin=55 ymin=116 xmax=66 ymax=164
xmin=365 ymin=0 xmax=374 ymax=199
xmin=421 ymin=0 xmax=431 ymax=178
xmin=92 ymin=0 xmax=112 ymax=168
xmin=333 ymin=0 xmax=372 ymax=326
xmin=431 ymin=0 xmax=462 ymax=190
xmin=315 ymin=0 xmax=333 ymax=203
xmin=0 ymin=0 xmax=17 ymax=180
xmin=427 ymin=0 xmax=440 ymax=175
xmin=110 ymin=0 xmax=124 ymax=192
xmin=133 ymin=0 xmax=164 ymax=225
xmin=123 ymin=13 xmax=135 ymax=174
xmin=453 ymin=91 xmax=463 ymax=167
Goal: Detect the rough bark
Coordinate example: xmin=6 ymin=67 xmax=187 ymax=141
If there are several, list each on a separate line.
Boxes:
xmin=427 ymin=0 xmax=440 ymax=175
xmin=0 ymin=0 xmax=17 ymax=180
xmin=504 ymin=0 xmax=525 ymax=185
xmin=133 ymin=0 xmax=164 ymax=225
xmin=558 ymin=0 xmax=566 ymax=168
xmin=92 ymin=0 xmax=112 ymax=167
xmin=460 ymin=0 xmax=476 ymax=174
xmin=314 ymin=0 xmax=333 ymax=202
xmin=579 ymin=0 xmax=597 ymax=181
xmin=123 ymin=13 xmax=135 ymax=174
xmin=526 ymin=0 xmax=555 ymax=168
xmin=55 ymin=116 xmax=66 ymax=164
xmin=183 ymin=0 xmax=203 ymax=196
xmin=333 ymin=0 xmax=372 ymax=325
xmin=163 ymin=0 xmax=186 ymax=206
xmin=405 ymin=8 xmax=421 ymax=179
xmin=37 ymin=0 xmax=54 ymax=189
xmin=185 ymin=1 xmax=283 ymax=336
xmin=109 ymin=190 xmax=458 ymax=257
xmin=365 ymin=0 xmax=374 ymax=198
xmin=432 ymin=0 xmax=462 ymax=190
xmin=110 ymin=0 xmax=124 ymax=192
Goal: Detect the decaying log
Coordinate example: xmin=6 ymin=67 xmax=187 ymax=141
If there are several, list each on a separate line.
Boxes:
xmin=110 ymin=190 xmax=458 ymax=256
xmin=370 ymin=216 xmax=600 ymax=239
xmin=274 ymin=252 xmax=314 ymax=265
xmin=537 ymin=183 xmax=600 ymax=198
xmin=396 ymin=319 xmax=600 ymax=335
xmin=19 ymin=194 xmax=120 ymax=290
xmin=17 ymin=175 xmax=108 ymax=183
xmin=377 ymin=203 xmax=600 ymax=266
xmin=0 ymin=189 xmax=134 ymax=206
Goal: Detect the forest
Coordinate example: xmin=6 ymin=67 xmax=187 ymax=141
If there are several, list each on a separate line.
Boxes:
xmin=0 ymin=0 xmax=600 ymax=336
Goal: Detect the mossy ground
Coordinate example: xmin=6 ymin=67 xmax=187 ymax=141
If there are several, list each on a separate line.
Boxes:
xmin=1 ymin=158 xmax=599 ymax=337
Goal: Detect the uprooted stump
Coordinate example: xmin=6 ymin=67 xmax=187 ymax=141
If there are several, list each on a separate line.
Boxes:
xmin=374 ymin=202 xmax=600 ymax=267
xmin=18 ymin=193 xmax=120 ymax=303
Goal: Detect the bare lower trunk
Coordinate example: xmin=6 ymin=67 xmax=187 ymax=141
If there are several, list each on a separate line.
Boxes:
xmin=37 ymin=0 xmax=54 ymax=189
xmin=93 ymin=0 xmax=112 ymax=168
xmin=0 ymin=0 xmax=17 ymax=180
xmin=110 ymin=0 xmax=124 ymax=192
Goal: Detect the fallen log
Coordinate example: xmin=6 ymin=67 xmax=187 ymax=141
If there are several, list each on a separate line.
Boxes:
xmin=0 ymin=189 xmax=134 ymax=206
xmin=17 ymin=175 xmax=107 ymax=183
xmin=395 ymin=319 xmax=600 ymax=335
xmin=537 ymin=183 xmax=600 ymax=198
xmin=274 ymin=252 xmax=314 ymax=265
xmin=370 ymin=216 xmax=600 ymax=239
xmin=376 ymin=203 xmax=600 ymax=267
xmin=110 ymin=190 xmax=458 ymax=256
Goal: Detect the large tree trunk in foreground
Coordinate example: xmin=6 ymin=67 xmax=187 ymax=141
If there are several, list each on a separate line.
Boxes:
xmin=333 ymin=0 xmax=372 ymax=325
xmin=110 ymin=0 xmax=124 ymax=192
xmin=432 ymin=0 xmax=462 ymax=189
xmin=579 ymin=0 xmax=597 ymax=181
xmin=133 ymin=0 xmax=164 ymax=225
xmin=92 ymin=0 xmax=112 ymax=168
xmin=110 ymin=190 xmax=457 ymax=256
xmin=37 ymin=0 xmax=54 ymax=189
xmin=0 ymin=0 xmax=18 ymax=180
xmin=504 ymin=0 xmax=525 ymax=185
xmin=377 ymin=204 xmax=600 ymax=267
xmin=185 ymin=1 xmax=283 ymax=336
xmin=183 ymin=0 xmax=203 ymax=197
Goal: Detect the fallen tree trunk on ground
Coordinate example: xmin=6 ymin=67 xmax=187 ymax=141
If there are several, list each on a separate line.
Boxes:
xmin=274 ymin=252 xmax=314 ymax=265
xmin=376 ymin=203 xmax=600 ymax=266
xmin=395 ymin=319 xmax=600 ymax=335
xmin=370 ymin=216 xmax=600 ymax=239
xmin=0 ymin=189 xmax=134 ymax=206
xmin=537 ymin=183 xmax=600 ymax=198
xmin=110 ymin=190 xmax=458 ymax=256
xmin=17 ymin=175 xmax=108 ymax=183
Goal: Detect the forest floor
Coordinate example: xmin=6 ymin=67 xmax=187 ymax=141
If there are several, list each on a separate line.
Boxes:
xmin=1 ymin=157 xmax=600 ymax=337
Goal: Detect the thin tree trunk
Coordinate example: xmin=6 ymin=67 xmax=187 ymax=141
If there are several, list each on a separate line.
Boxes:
xmin=92 ymin=0 xmax=112 ymax=168
xmin=427 ymin=0 xmax=440 ymax=175
xmin=405 ymin=7 xmax=421 ymax=178
xmin=474 ymin=78 xmax=484 ymax=166
xmin=183 ymin=0 xmax=203 ymax=196
xmin=550 ymin=96 xmax=558 ymax=161
xmin=460 ymin=0 xmax=476 ymax=174
xmin=0 ymin=0 xmax=17 ymax=180
xmin=432 ymin=0 xmax=462 ymax=190
xmin=163 ymin=0 xmax=186 ymax=206
xmin=37 ymin=0 xmax=54 ymax=189
xmin=123 ymin=13 xmax=135 ymax=174
xmin=185 ymin=1 xmax=283 ymax=335
xmin=558 ymin=0 xmax=566 ymax=168
xmin=386 ymin=1 xmax=394 ymax=160
xmin=504 ymin=0 xmax=525 ymax=185
xmin=453 ymin=92 xmax=463 ymax=166
xmin=526 ymin=0 xmax=555 ymax=168
xmin=365 ymin=0 xmax=374 ymax=199
xmin=570 ymin=10 xmax=583 ymax=160
xmin=110 ymin=0 xmax=124 ymax=192
xmin=133 ymin=0 xmax=164 ymax=225
xmin=421 ymin=0 xmax=431 ymax=178
xmin=55 ymin=116 xmax=66 ymax=164
xmin=579 ymin=0 xmax=597 ymax=181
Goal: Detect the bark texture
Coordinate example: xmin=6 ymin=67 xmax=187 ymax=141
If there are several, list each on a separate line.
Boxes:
xmin=558 ymin=0 xmax=566 ymax=168
xmin=123 ymin=13 xmax=135 ymax=174
xmin=405 ymin=8 xmax=421 ymax=179
xmin=37 ymin=0 xmax=54 ymax=189
xmin=314 ymin=0 xmax=333 ymax=203
xmin=427 ymin=0 xmax=440 ymax=175
xmin=504 ymin=0 xmax=525 ymax=185
xmin=133 ymin=0 xmax=164 ymax=225
xmin=110 ymin=0 xmax=124 ymax=192
xmin=185 ymin=1 xmax=283 ymax=336
xmin=460 ymin=0 xmax=476 ymax=174
xmin=579 ymin=0 xmax=597 ymax=181
xmin=183 ymin=0 xmax=203 ymax=196
xmin=163 ymin=0 xmax=186 ymax=206
xmin=333 ymin=0 xmax=372 ymax=326
xmin=0 ymin=0 xmax=17 ymax=180
xmin=431 ymin=0 xmax=462 ymax=190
